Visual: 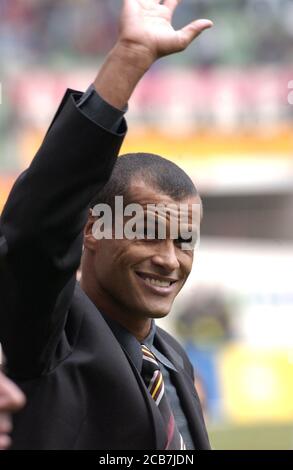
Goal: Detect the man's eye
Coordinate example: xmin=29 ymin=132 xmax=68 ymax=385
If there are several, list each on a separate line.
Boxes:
xmin=143 ymin=227 xmax=153 ymax=238
xmin=176 ymin=236 xmax=192 ymax=244
xmin=175 ymin=237 xmax=195 ymax=250
xmin=142 ymin=224 xmax=160 ymax=239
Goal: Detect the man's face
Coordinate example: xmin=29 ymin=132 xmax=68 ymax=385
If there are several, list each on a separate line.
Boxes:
xmin=85 ymin=180 xmax=201 ymax=320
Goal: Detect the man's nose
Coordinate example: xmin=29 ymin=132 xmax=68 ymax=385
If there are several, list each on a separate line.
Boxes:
xmin=151 ymin=240 xmax=180 ymax=272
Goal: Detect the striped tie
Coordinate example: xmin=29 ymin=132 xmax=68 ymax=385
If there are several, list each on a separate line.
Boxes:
xmin=141 ymin=344 xmax=186 ymax=450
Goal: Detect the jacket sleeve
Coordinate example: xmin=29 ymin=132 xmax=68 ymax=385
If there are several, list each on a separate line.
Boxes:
xmin=0 ymin=90 xmax=126 ymax=378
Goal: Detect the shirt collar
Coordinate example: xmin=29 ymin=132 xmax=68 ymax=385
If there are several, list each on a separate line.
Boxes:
xmin=141 ymin=319 xmax=156 ymax=349
xmin=142 ymin=321 xmax=177 ymax=372
xmin=101 ymin=313 xmax=177 ymax=373
xmin=100 ymin=314 xmax=155 ymax=372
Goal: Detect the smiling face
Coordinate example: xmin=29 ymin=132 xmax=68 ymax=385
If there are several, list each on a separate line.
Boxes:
xmin=82 ymin=179 xmax=201 ymax=329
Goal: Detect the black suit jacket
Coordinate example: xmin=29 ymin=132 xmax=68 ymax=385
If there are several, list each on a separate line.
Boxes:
xmin=0 ymin=91 xmax=210 ymax=450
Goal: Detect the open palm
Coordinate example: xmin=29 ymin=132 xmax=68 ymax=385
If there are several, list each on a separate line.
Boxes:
xmin=119 ymin=0 xmax=213 ymax=60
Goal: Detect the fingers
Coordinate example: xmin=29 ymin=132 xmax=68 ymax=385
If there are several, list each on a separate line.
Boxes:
xmin=0 ymin=413 xmax=12 ymax=434
xmin=163 ymin=0 xmax=181 ymax=12
xmin=133 ymin=0 xmax=159 ymax=7
xmin=0 ymin=373 xmax=25 ymax=450
xmin=178 ymin=19 xmax=213 ymax=50
xmin=0 ymin=372 xmax=26 ymax=413
xmin=139 ymin=0 xmax=181 ymax=12
xmin=0 ymin=433 xmax=11 ymax=451
xmin=0 ymin=413 xmax=12 ymax=450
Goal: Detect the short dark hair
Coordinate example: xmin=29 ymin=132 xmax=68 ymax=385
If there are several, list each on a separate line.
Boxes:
xmin=91 ymin=152 xmax=198 ymax=209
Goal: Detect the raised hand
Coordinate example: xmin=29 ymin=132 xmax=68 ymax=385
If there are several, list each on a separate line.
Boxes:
xmin=94 ymin=0 xmax=213 ymax=109
xmin=119 ymin=0 xmax=213 ymax=64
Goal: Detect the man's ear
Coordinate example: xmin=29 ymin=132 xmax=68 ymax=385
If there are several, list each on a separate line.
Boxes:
xmin=83 ymin=210 xmax=98 ymax=251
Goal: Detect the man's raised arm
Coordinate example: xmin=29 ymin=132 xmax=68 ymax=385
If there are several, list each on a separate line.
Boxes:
xmin=0 ymin=0 xmax=212 ymax=378
xmin=95 ymin=0 xmax=212 ymax=109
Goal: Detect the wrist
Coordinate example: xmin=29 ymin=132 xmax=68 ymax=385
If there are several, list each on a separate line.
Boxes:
xmin=111 ymin=41 xmax=154 ymax=75
xmin=94 ymin=42 xmax=153 ymax=110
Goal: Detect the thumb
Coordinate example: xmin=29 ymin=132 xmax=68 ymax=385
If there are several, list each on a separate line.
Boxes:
xmin=178 ymin=19 xmax=213 ymax=50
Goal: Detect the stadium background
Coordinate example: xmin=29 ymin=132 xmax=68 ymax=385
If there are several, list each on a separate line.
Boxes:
xmin=0 ymin=0 xmax=293 ymax=449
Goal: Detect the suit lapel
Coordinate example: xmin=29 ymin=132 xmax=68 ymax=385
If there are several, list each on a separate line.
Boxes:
xmin=154 ymin=333 xmax=211 ymax=450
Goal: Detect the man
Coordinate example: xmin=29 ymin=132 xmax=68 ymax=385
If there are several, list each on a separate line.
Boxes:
xmin=0 ymin=0 xmax=213 ymax=449
xmin=0 ymin=370 xmax=25 ymax=450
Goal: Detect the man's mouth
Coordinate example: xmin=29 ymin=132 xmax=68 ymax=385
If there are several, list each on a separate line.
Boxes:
xmin=135 ymin=272 xmax=178 ymax=291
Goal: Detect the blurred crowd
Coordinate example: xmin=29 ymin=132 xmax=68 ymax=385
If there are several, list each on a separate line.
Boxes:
xmin=0 ymin=0 xmax=118 ymax=66
xmin=1 ymin=0 xmax=292 ymax=175
xmin=0 ymin=0 xmax=293 ymax=67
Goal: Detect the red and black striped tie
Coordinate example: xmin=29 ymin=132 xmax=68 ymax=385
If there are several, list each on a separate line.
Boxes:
xmin=141 ymin=344 xmax=186 ymax=450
